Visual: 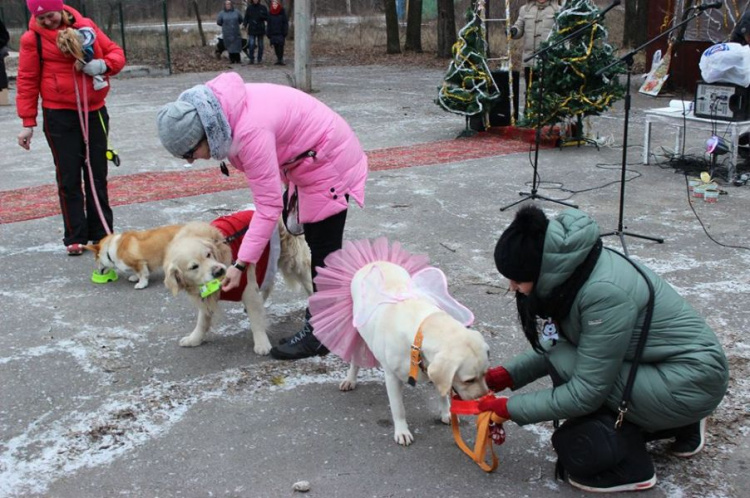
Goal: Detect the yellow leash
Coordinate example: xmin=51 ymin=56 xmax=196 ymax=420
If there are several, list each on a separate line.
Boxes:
xmin=407 ymin=324 xmax=506 ymax=472
xmin=450 ymin=395 xmax=507 ymax=473
xmin=98 ymin=111 xmax=120 ymax=166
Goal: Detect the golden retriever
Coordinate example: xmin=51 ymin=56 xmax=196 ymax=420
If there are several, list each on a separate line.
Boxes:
xmin=339 ymin=261 xmax=490 ymax=445
xmin=85 ymin=225 xmax=184 ymax=289
xmin=163 ymin=214 xmax=312 ymax=355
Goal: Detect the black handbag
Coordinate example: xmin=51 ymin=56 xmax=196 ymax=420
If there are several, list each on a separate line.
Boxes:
xmin=551 ymin=250 xmax=655 ymax=478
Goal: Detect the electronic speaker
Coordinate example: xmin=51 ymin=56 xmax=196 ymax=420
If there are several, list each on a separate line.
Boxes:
xmin=470 ymin=70 xmax=520 ymax=130
xmin=694 ymin=81 xmax=750 ymax=121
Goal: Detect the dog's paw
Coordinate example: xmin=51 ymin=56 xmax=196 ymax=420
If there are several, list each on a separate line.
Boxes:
xmin=134 ymin=280 xmax=149 ymax=290
xmin=440 ymin=413 xmax=452 ymax=425
xmin=253 ymin=340 xmax=272 ymax=356
xmin=128 ymin=275 xmax=139 ymax=282
xmin=394 ymin=429 xmax=414 ymax=446
xmin=179 ymin=335 xmax=203 ymax=347
xmin=339 ymin=379 xmax=357 ymax=391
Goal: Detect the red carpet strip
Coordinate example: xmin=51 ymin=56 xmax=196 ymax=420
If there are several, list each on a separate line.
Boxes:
xmin=0 ymin=132 xmax=547 ymax=225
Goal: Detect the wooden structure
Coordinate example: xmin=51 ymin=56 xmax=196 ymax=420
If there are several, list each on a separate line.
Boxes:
xmin=645 ymin=0 xmax=750 ymax=94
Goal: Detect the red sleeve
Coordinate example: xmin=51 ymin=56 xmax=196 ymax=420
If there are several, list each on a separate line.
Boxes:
xmin=15 ymin=31 xmax=42 ymax=128
xmin=93 ymin=25 xmax=125 ymax=76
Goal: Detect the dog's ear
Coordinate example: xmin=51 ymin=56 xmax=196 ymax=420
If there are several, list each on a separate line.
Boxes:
xmin=164 ymin=264 xmax=183 ymax=296
xmin=214 ymin=238 xmax=232 ymax=264
xmin=427 ymin=351 xmax=460 ymax=397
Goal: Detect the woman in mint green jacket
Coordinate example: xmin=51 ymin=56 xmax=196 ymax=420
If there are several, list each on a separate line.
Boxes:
xmin=480 ymin=206 xmax=728 ymax=493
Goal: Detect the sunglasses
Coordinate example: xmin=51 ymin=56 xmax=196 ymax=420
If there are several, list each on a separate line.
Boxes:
xmin=181 ymin=139 xmax=203 ymax=160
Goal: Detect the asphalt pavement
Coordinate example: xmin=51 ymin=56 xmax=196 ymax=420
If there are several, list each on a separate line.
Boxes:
xmin=0 ymin=62 xmax=749 ymax=498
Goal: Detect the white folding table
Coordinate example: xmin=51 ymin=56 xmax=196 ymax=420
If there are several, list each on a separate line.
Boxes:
xmin=642 ymin=106 xmax=750 ymax=180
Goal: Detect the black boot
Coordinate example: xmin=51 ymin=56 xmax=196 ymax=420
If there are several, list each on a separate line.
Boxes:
xmin=270 ymin=309 xmax=329 ymax=360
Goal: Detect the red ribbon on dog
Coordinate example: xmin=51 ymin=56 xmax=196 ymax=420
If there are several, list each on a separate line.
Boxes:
xmin=450 ymin=393 xmax=507 ymax=472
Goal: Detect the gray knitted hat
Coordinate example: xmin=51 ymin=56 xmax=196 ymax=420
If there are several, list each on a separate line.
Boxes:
xmin=156 ymin=101 xmax=205 ymax=158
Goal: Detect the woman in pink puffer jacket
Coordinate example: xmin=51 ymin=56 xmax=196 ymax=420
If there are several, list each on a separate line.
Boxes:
xmin=157 ymin=72 xmax=368 ymax=360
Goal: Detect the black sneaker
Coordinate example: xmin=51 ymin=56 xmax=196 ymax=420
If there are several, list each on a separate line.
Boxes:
xmin=569 ymin=472 xmax=656 ymax=493
xmin=270 ymin=321 xmax=329 ymax=360
xmin=568 ymin=432 xmax=656 ymax=493
xmin=671 ymin=418 xmax=707 ymax=458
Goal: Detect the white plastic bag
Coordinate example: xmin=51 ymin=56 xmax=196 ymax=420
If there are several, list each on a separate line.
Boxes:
xmin=699 ymin=43 xmax=750 ymax=87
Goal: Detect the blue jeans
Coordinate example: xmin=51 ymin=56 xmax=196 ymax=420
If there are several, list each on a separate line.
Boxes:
xmin=247 ymin=35 xmax=263 ymax=62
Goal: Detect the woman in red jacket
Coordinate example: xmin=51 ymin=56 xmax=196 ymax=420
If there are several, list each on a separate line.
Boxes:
xmin=16 ymin=0 xmax=125 ymax=255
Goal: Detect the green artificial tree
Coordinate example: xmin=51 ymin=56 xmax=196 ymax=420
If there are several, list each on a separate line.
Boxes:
xmin=522 ymin=0 xmax=625 ymax=141
xmin=436 ymin=5 xmax=500 ymax=134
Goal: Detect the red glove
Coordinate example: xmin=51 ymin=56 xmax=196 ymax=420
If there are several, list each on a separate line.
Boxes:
xmin=478 ymin=395 xmax=510 ymax=421
xmin=485 ymin=366 xmax=514 ymax=393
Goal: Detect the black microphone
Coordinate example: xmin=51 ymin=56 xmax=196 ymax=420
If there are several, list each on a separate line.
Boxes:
xmin=697 ymin=1 xmax=723 ymax=11
xmin=599 ymin=0 xmax=621 ymax=17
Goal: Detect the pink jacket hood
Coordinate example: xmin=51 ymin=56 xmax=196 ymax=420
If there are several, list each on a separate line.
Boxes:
xmin=206 ymin=72 xmax=368 ymax=264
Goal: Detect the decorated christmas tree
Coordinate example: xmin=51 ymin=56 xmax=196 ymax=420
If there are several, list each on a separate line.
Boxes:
xmin=522 ymin=0 xmax=625 ymax=138
xmin=436 ymin=3 xmax=500 ymax=130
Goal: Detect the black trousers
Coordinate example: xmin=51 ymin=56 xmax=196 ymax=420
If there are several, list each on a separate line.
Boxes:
xmin=302 ymin=207 xmax=347 ymax=292
xmin=272 ymin=41 xmax=285 ymax=62
xmin=0 ymin=56 xmax=8 ymax=89
xmin=43 ymin=107 xmax=113 ymax=245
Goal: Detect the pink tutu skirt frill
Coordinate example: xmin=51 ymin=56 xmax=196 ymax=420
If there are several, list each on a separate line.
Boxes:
xmin=310 ymin=237 xmax=430 ymax=368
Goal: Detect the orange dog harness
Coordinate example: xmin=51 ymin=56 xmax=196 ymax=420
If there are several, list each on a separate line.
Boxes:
xmin=450 ymin=394 xmax=507 ymax=472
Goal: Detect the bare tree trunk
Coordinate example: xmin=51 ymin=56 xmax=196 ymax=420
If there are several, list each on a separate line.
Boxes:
xmin=106 ymin=2 xmax=115 ymax=33
xmin=193 ymin=0 xmax=206 ymax=47
xmin=289 ymin=0 xmax=295 ymax=40
xmin=624 ymin=0 xmax=649 ymax=48
xmin=404 ymin=0 xmax=423 ymax=53
xmin=436 ymin=0 xmax=456 ymax=58
xmin=384 ymin=0 xmax=401 ymax=54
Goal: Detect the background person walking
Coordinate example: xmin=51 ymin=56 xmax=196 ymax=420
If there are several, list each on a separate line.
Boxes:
xmin=217 ymin=0 xmax=243 ymax=64
xmin=267 ymin=0 xmax=288 ymax=66
xmin=15 ymin=0 xmax=125 ymax=255
xmin=243 ymin=0 xmax=268 ymax=65
xmin=0 ymin=17 xmax=10 ymax=106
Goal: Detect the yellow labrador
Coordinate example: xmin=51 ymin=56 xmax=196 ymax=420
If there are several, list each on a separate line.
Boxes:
xmin=340 ymin=261 xmax=490 ymax=445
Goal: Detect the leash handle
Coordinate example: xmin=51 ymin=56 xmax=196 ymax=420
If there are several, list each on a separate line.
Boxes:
xmin=450 ymin=412 xmax=499 ymax=473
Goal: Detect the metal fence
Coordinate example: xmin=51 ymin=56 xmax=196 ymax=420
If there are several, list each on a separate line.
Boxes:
xmin=0 ymin=0 xmax=236 ymax=73
xmin=0 ymin=0 xmax=534 ymax=74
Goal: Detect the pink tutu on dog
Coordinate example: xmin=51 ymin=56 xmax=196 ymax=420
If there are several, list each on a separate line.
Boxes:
xmin=310 ymin=237 xmax=474 ymax=368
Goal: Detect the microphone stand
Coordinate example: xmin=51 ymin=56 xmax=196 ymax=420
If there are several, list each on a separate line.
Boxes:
xmin=596 ymin=5 xmax=714 ymax=255
xmin=500 ymin=0 xmax=620 ymax=212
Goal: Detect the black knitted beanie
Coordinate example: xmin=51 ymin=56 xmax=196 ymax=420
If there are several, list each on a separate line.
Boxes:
xmin=494 ymin=205 xmax=549 ymax=283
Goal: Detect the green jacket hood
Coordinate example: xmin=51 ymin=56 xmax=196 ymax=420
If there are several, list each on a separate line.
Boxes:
xmin=535 ymin=209 xmax=600 ymax=299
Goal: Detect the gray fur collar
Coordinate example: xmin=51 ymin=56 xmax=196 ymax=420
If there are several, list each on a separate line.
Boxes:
xmin=178 ymin=84 xmax=232 ymax=160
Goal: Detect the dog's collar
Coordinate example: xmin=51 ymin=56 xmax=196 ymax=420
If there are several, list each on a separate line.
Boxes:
xmin=103 ymin=243 xmax=116 ymax=268
xmin=407 ymin=323 xmax=427 ymax=386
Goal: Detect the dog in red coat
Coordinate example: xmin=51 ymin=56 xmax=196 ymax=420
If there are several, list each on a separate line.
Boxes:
xmin=163 ymin=210 xmax=312 ymax=354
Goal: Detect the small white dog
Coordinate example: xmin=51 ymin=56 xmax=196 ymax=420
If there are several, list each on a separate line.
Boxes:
xmin=314 ymin=256 xmax=490 ymax=446
xmin=85 ymin=225 xmax=184 ymax=289
xmin=163 ymin=211 xmax=312 ymax=354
